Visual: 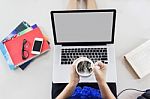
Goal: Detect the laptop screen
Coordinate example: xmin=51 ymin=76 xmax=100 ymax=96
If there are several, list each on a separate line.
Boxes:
xmin=51 ymin=10 xmax=116 ymax=45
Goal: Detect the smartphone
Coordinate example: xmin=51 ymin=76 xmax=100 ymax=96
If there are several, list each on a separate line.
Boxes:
xmin=31 ymin=38 xmax=43 ymax=54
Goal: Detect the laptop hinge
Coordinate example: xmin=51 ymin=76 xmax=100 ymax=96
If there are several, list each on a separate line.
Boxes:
xmin=61 ymin=43 xmax=107 ymax=46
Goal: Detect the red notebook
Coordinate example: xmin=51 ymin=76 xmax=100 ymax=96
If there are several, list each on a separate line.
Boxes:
xmin=4 ymin=27 xmax=49 ymax=67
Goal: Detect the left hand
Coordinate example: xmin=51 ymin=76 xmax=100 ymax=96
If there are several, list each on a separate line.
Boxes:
xmin=93 ymin=61 xmax=107 ymax=84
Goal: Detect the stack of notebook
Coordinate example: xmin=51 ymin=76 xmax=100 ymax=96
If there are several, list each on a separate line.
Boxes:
xmin=0 ymin=21 xmax=50 ymax=70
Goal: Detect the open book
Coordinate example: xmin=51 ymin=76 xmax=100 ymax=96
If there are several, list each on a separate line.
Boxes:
xmin=124 ymin=40 xmax=150 ymax=78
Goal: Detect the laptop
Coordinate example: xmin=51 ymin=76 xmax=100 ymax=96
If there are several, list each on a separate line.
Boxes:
xmin=51 ymin=9 xmax=117 ymax=83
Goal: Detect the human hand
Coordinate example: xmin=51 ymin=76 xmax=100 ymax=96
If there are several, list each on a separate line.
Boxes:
xmin=69 ymin=58 xmax=80 ymax=86
xmin=93 ymin=61 xmax=107 ymax=84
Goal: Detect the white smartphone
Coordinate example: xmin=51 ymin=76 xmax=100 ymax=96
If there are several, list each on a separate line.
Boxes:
xmin=31 ymin=38 xmax=43 ymax=55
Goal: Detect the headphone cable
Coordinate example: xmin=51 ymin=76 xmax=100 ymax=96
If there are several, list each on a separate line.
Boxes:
xmin=117 ymin=88 xmax=146 ymax=98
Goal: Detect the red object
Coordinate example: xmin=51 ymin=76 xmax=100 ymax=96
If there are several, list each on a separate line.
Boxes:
xmin=4 ymin=27 xmax=49 ymax=66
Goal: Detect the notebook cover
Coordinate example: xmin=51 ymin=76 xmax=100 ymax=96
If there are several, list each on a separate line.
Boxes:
xmin=2 ymin=21 xmax=30 ymax=43
xmin=19 ymin=59 xmax=33 ymax=70
xmin=0 ymin=42 xmax=15 ymax=70
xmin=1 ymin=23 xmax=37 ymax=70
xmin=124 ymin=40 xmax=150 ymax=78
xmin=19 ymin=24 xmax=38 ymax=70
xmin=0 ymin=21 xmax=31 ymax=70
xmin=4 ymin=27 xmax=49 ymax=67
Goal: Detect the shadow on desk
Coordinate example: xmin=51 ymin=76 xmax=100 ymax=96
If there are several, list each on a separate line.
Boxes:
xmin=52 ymin=82 xmax=117 ymax=99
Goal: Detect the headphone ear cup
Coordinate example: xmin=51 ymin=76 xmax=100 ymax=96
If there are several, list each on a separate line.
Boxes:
xmin=146 ymin=89 xmax=150 ymax=92
xmin=137 ymin=96 xmax=146 ymax=99
xmin=142 ymin=91 xmax=150 ymax=99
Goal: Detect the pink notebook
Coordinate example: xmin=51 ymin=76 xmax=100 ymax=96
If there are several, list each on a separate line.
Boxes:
xmin=4 ymin=27 xmax=49 ymax=67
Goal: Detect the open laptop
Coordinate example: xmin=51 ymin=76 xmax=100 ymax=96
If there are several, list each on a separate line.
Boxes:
xmin=51 ymin=10 xmax=117 ymax=83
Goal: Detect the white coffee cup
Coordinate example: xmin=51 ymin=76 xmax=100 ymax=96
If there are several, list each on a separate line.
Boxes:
xmin=73 ymin=57 xmax=94 ymax=77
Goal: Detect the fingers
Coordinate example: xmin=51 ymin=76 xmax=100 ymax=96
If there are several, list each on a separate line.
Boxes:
xmin=71 ymin=58 xmax=82 ymax=77
xmin=93 ymin=66 xmax=99 ymax=74
xmin=94 ymin=61 xmax=106 ymax=70
xmin=72 ymin=58 xmax=80 ymax=70
xmin=95 ymin=65 xmax=100 ymax=70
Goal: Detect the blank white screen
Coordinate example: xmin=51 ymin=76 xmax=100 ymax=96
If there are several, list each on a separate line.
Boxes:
xmin=53 ymin=12 xmax=114 ymax=43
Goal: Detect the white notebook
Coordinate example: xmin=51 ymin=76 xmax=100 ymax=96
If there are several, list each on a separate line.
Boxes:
xmin=124 ymin=40 xmax=150 ymax=78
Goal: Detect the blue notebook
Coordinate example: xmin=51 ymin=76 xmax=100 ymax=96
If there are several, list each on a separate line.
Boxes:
xmin=0 ymin=42 xmax=14 ymax=70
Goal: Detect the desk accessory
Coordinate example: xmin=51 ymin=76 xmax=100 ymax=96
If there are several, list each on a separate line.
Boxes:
xmin=31 ymin=38 xmax=44 ymax=55
xmin=74 ymin=57 xmax=93 ymax=77
xmin=0 ymin=22 xmax=36 ymax=70
xmin=137 ymin=89 xmax=150 ymax=99
xmin=124 ymin=40 xmax=150 ymax=78
xmin=0 ymin=22 xmax=50 ymax=70
xmin=117 ymin=88 xmax=150 ymax=99
xmin=4 ymin=27 xmax=49 ymax=67
xmin=0 ymin=42 xmax=14 ymax=70
xmin=2 ymin=21 xmax=30 ymax=43
xmin=22 ymin=39 xmax=30 ymax=60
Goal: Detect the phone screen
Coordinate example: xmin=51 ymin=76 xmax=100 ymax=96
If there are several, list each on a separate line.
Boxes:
xmin=33 ymin=41 xmax=42 ymax=51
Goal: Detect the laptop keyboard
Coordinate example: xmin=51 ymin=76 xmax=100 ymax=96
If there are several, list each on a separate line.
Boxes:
xmin=61 ymin=48 xmax=108 ymax=65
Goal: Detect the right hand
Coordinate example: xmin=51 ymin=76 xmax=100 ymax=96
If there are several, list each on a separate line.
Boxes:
xmin=93 ymin=61 xmax=107 ymax=83
xmin=69 ymin=57 xmax=82 ymax=86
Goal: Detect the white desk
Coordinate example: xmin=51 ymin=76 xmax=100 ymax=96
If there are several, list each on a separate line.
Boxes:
xmin=0 ymin=0 xmax=150 ymax=99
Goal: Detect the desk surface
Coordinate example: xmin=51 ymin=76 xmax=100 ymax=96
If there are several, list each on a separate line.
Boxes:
xmin=0 ymin=0 xmax=150 ymax=99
